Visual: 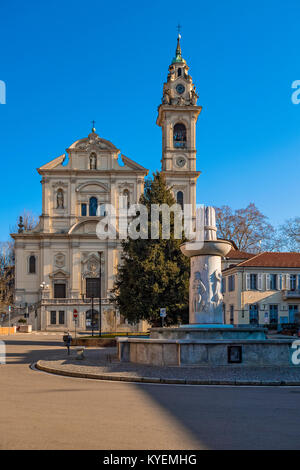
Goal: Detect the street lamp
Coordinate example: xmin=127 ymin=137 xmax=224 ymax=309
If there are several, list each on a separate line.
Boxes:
xmin=98 ymin=251 xmax=102 ymax=337
xmin=40 ymin=281 xmax=49 ymax=291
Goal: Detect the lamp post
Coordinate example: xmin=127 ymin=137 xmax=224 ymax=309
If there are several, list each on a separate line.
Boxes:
xmin=40 ymin=281 xmax=49 ymax=331
xmin=98 ymin=251 xmax=102 ymax=337
xmin=91 ymin=295 xmax=94 ymax=337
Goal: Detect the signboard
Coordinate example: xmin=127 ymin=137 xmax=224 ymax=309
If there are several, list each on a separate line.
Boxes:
xmin=160 ymin=308 xmax=167 ymax=318
xmin=73 ymin=309 xmax=78 ymax=321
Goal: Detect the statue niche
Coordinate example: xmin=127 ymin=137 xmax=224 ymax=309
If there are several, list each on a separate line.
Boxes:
xmin=89 ymin=153 xmax=97 ymax=170
xmin=56 ymin=189 xmax=64 ymax=209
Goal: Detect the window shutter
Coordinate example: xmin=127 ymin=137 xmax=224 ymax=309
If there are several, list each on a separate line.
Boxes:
xmin=277 ymin=274 xmax=282 ymax=290
xmin=286 ymin=274 xmax=290 ymax=291
xmin=246 ymin=273 xmax=250 ymax=290
xmin=257 ymin=273 xmax=263 ymax=291
xmin=266 ymin=274 xmax=270 ymax=291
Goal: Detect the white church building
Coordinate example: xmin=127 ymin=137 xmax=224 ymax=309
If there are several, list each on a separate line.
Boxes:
xmin=11 ymin=35 xmax=201 ymax=331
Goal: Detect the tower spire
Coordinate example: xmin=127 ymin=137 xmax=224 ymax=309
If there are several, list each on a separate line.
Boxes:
xmin=172 ymin=27 xmax=185 ymax=64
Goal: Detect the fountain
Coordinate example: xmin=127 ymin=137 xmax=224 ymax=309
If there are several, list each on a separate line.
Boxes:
xmin=118 ymin=207 xmax=294 ymax=367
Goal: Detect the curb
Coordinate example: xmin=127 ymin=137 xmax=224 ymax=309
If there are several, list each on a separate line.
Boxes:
xmin=35 ymin=361 xmax=300 ymax=386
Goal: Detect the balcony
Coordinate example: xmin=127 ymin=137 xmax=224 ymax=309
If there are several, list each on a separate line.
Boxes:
xmin=282 ymin=290 xmax=300 ymax=300
xmin=40 ymin=298 xmax=110 ymax=306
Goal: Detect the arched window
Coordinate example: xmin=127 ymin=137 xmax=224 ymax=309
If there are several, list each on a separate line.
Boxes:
xmin=178 ymin=68 xmax=182 ymax=77
xmin=177 ymin=191 xmax=184 ymax=209
xmin=29 ymin=255 xmax=36 ymax=274
xmin=98 ymin=204 xmax=107 ymax=217
xmin=89 ymin=197 xmax=98 ymax=216
xmin=173 ymin=123 xmax=186 ymax=148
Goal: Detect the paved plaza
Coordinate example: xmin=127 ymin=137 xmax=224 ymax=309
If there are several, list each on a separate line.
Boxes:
xmin=1 ymin=334 xmax=300 ymax=450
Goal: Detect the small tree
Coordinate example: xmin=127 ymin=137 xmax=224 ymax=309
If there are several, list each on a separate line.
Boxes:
xmin=111 ymin=172 xmax=189 ymax=326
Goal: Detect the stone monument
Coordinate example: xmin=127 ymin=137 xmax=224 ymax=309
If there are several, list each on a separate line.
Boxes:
xmin=180 ymin=206 xmax=232 ymax=325
xmin=118 ymin=206 xmax=295 ymax=367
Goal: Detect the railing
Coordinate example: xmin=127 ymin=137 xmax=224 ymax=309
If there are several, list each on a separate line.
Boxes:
xmin=282 ymin=290 xmax=300 ymax=300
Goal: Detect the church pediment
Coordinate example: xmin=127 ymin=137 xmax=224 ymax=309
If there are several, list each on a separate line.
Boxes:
xmin=69 ymin=220 xmax=99 ymax=235
xmin=70 ymin=132 xmax=118 ymax=152
xmin=49 ymin=269 xmax=70 ymax=279
xmin=121 ymin=155 xmax=148 ymax=171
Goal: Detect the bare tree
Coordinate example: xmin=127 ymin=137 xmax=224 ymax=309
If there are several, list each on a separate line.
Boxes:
xmin=0 ymin=241 xmax=14 ymax=310
xmin=10 ymin=210 xmax=39 ymax=233
xmin=0 ymin=211 xmax=38 ymax=311
xmin=215 ymin=203 xmax=276 ymax=253
xmin=278 ymin=217 xmax=300 ymax=252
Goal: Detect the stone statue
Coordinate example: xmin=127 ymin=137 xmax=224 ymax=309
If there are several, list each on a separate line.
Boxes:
xmin=193 ymin=271 xmax=208 ymax=313
xmin=211 ymin=270 xmax=223 ymax=306
xmin=57 ymin=189 xmax=64 ymax=209
xmin=162 ymin=88 xmax=171 ymax=105
xmin=90 ymin=154 xmax=97 ymax=170
xmin=190 ymin=86 xmax=198 ymax=105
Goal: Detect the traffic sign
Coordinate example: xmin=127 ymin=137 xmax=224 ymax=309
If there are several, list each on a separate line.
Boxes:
xmin=160 ymin=308 xmax=167 ymax=318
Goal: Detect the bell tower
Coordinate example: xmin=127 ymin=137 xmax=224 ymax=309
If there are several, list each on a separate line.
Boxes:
xmin=156 ymin=34 xmax=202 ymax=214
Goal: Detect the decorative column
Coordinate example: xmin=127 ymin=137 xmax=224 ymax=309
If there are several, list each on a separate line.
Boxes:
xmin=181 ymin=206 xmax=232 ymax=325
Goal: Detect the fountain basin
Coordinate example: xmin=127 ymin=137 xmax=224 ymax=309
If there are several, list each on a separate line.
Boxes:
xmin=117 ymin=336 xmax=294 ymax=367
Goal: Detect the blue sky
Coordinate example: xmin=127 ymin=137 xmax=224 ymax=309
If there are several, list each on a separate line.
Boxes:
xmin=0 ymin=0 xmax=300 ymax=240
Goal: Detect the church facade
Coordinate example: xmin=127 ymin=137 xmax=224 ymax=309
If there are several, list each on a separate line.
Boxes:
xmin=12 ymin=35 xmax=202 ymax=331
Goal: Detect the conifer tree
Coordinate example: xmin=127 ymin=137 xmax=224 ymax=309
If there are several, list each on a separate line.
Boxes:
xmin=111 ymin=171 xmax=189 ymax=326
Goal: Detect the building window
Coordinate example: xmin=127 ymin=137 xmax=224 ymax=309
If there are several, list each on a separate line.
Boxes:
xmin=290 ymin=275 xmax=297 ymax=291
xmin=228 ymin=275 xmax=235 ymax=292
xmin=249 ymin=304 xmax=258 ymax=325
xmin=81 ymin=203 xmax=87 ymax=216
xmin=230 ymin=305 xmax=234 ymax=324
xmin=176 ymin=191 xmax=184 ymax=209
xmin=173 ymin=123 xmax=186 ymax=148
xmin=270 ymin=274 xmax=277 ymax=290
xmin=221 ymin=277 xmax=226 ymax=293
xmin=269 ymin=305 xmax=278 ymax=324
xmin=289 ymin=305 xmax=299 ymax=323
xmin=178 ymin=68 xmax=182 ymax=77
xmin=29 ymin=255 xmax=36 ymax=274
xmin=250 ymin=274 xmax=257 ymax=290
xmin=50 ymin=311 xmax=56 ymax=325
xmin=59 ymin=311 xmax=65 ymax=325
xmin=86 ymin=278 xmax=100 ymax=298
xmin=54 ymin=283 xmax=66 ymax=299
xmin=89 ymin=197 xmax=98 ymax=216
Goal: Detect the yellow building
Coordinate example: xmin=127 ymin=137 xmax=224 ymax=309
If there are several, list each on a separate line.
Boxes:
xmin=222 ymin=251 xmax=300 ymax=326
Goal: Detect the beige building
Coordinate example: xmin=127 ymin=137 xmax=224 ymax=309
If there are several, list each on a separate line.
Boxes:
xmin=11 ymin=35 xmax=201 ymax=331
xmin=222 ymin=251 xmax=300 ymax=326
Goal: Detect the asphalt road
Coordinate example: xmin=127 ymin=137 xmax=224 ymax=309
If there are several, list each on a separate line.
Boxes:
xmin=1 ymin=333 xmax=300 ymax=450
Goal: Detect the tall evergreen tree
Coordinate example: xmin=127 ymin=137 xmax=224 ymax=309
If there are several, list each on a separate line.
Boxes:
xmin=111 ymin=172 xmax=189 ymax=326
